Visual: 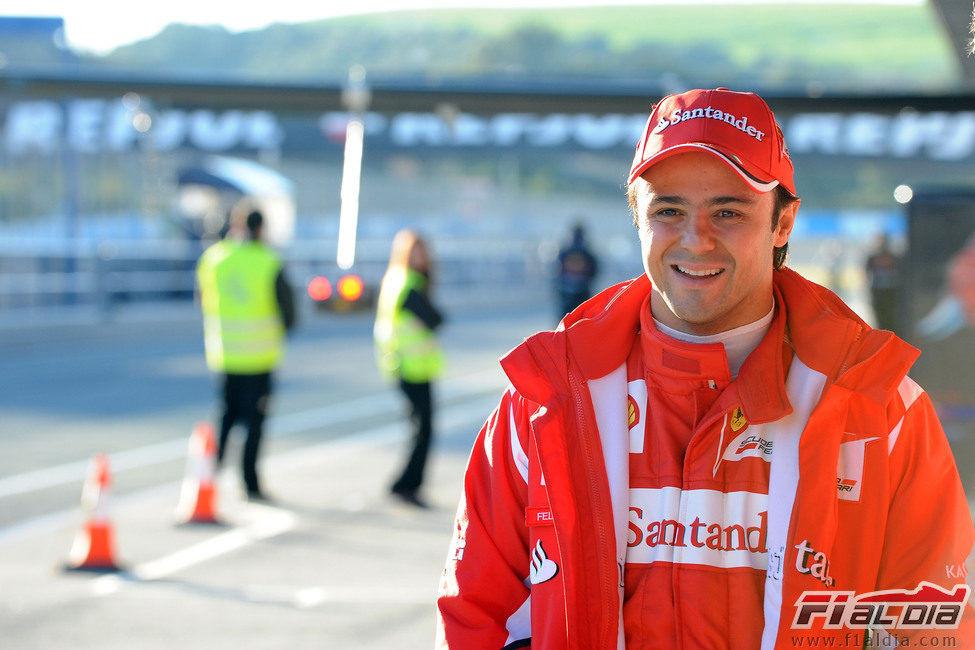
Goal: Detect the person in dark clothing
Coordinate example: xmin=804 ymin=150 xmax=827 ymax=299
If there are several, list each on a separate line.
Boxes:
xmin=555 ymin=222 xmax=599 ymax=319
xmin=197 ymin=205 xmax=296 ymax=501
xmin=374 ymin=230 xmax=445 ymax=508
xmin=864 ymin=232 xmax=902 ymax=332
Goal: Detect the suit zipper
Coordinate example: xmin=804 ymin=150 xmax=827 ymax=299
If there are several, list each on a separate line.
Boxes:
xmin=834 ymin=325 xmax=863 ymax=380
xmin=567 ymin=365 xmax=615 ymax=649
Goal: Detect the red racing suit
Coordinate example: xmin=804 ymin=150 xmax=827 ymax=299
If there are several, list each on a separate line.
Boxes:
xmin=437 ymin=268 xmax=974 ymax=649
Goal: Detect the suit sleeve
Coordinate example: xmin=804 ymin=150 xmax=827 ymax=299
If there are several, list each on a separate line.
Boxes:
xmin=275 ymin=267 xmax=297 ymax=332
xmin=877 ymin=377 xmax=975 ymax=643
xmin=437 ymin=388 xmax=533 ymax=649
xmin=402 ymin=288 xmax=443 ymax=330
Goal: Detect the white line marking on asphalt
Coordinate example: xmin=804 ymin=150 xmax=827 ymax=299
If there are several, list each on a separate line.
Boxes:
xmin=0 ymin=393 xmax=499 ymax=547
xmin=294 ymin=586 xmax=327 ymax=608
xmin=0 ymin=483 xmax=175 ymax=547
xmin=92 ymin=506 xmax=297 ymax=596
xmin=291 ymin=585 xmax=433 ymax=606
xmin=0 ymin=367 xmax=502 ymax=499
xmin=0 ymin=441 xmax=186 ymax=499
xmin=80 ymin=395 xmax=499 ymax=595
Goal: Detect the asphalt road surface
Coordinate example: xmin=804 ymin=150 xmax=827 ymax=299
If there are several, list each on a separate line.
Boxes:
xmin=3 ymin=296 xmax=975 ymax=649
xmin=0 ymin=299 xmax=551 ymax=649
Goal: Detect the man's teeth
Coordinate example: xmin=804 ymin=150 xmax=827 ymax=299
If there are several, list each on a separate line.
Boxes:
xmin=676 ymin=266 xmax=722 ymax=277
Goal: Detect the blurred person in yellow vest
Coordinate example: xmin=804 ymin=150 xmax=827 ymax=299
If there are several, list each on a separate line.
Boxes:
xmin=374 ymin=229 xmax=445 ymax=507
xmin=196 ymin=204 xmax=296 ymax=501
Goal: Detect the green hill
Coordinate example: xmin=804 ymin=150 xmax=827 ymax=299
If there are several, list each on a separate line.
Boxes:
xmin=94 ymin=3 xmax=960 ymax=93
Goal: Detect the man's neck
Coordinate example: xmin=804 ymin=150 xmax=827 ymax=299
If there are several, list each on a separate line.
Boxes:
xmin=652 ymin=305 xmax=775 ymax=378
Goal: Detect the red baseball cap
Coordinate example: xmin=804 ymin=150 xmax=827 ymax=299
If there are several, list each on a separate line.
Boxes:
xmin=628 ymin=88 xmax=795 ymax=196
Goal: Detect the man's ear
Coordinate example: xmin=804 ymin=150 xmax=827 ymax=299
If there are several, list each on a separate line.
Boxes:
xmin=773 ymin=198 xmax=800 ymax=248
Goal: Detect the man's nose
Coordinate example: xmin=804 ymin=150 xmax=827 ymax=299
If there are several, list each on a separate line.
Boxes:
xmin=680 ymin=213 xmax=717 ymax=254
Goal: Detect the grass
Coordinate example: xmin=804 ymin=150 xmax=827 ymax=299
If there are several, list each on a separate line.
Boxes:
xmin=317 ymin=3 xmax=958 ymax=82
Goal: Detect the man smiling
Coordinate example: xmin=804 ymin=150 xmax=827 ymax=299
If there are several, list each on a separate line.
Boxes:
xmin=437 ymin=88 xmax=974 ymax=649
xmin=632 ymin=150 xmax=795 ymax=337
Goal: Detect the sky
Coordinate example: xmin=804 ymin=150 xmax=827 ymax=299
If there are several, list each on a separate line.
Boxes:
xmin=2 ymin=0 xmax=924 ymax=55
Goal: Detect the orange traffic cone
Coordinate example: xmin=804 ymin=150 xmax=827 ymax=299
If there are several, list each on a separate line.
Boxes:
xmin=65 ymin=453 xmax=121 ymax=572
xmin=175 ymin=421 xmax=220 ymax=524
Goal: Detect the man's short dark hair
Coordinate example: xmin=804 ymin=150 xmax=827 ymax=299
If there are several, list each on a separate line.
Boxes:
xmin=245 ymin=210 xmax=264 ymax=238
xmin=627 ymin=182 xmax=798 ymax=271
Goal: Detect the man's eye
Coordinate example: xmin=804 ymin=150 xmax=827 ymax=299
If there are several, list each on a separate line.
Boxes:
xmin=654 ymin=208 xmax=680 ymax=218
xmin=717 ymin=210 xmax=739 ymax=219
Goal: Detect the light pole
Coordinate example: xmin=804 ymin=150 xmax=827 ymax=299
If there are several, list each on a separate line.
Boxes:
xmin=336 ymin=65 xmax=370 ymax=271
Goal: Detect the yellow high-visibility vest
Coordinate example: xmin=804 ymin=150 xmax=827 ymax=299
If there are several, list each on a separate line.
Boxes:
xmin=197 ymin=240 xmax=284 ymax=374
xmin=374 ymin=267 xmax=445 ymax=383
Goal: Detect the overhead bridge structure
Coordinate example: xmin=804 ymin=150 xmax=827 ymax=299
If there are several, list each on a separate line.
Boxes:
xmin=4 ymin=69 xmax=975 ymax=116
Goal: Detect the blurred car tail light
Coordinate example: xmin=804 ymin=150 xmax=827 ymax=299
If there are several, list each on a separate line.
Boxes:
xmin=337 ymin=274 xmax=364 ymax=302
xmin=307 ymin=276 xmax=332 ymax=301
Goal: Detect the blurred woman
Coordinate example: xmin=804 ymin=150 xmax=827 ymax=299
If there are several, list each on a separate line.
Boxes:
xmin=374 ymin=230 xmax=445 ymax=507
